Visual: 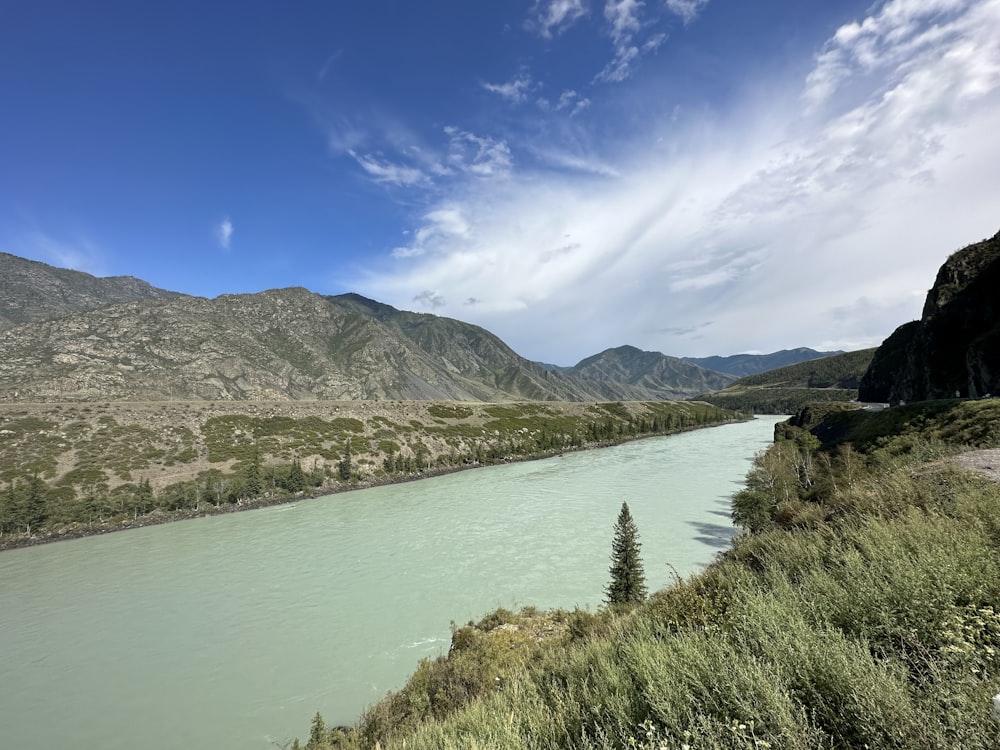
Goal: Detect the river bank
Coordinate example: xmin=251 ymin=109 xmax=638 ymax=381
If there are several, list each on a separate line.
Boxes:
xmin=0 ymin=399 xmax=749 ymax=550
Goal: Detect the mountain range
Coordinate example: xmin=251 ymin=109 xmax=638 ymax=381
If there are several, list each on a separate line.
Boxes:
xmin=0 ymin=252 xmax=839 ymax=403
xmin=683 ymin=348 xmax=845 ymax=377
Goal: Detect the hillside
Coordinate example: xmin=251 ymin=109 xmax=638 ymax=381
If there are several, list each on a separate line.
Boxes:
xmin=684 ymin=347 xmax=844 ymax=377
xmin=860 ymin=228 xmax=1000 ymax=402
xmin=0 ymin=286 xmax=609 ymax=402
xmin=560 ymin=345 xmax=735 ymax=400
xmin=0 ymin=251 xmax=178 ymax=331
xmin=696 ymin=349 xmax=875 ymax=413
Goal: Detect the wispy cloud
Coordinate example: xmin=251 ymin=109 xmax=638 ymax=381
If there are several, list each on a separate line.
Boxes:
xmin=805 ymin=0 xmax=978 ymax=109
xmin=215 ymin=218 xmax=234 ymax=250
xmin=527 ymin=0 xmax=589 ymax=38
xmin=556 ymin=89 xmax=592 ymax=115
xmin=445 ymin=127 xmax=513 ymax=177
xmin=596 ymin=0 xmax=669 ymax=82
xmin=352 ymin=0 xmax=1000 ymax=363
xmin=348 ymin=150 xmax=430 ymax=187
xmin=664 ymin=0 xmax=709 ymax=24
xmin=18 ymin=230 xmax=106 ymax=275
xmin=413 ymin=289 xmax=446 ymax=308
xmin=482 ymin=74 xmax=533 ymax=103
xmin=316 ymin=49 xmax=343 ymax=83
xmin=393 ymin=207 xmax=472 ymax=258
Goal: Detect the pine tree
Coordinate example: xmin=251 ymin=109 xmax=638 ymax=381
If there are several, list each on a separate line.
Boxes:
xmin=306 ymin=711 xmax=325 ymax=748
xmin=287 ymin=459 xmax=306 ymax=493
xmin=338 ymin=439 xmax=352 ymax=481
xmin=244 ymin=445 xmax=263 ymax=498
xmin=605 ymin=501 xmax=647 ymax=606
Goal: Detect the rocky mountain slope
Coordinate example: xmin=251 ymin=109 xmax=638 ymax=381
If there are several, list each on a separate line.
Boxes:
xmin=0 ymin=252 xmax=177 ymax=331
xmin=0 ymin=286 xmax=610 ymax=402
xmin=684 ymin=347 xmax=844 ymax=377
xmin=859 ymin=229 xmax=1000 ymax=402
xmin=0 ymin=253 xmax=742 ymax=403
xmin=560 ymin=345 xmax=734 ymax=400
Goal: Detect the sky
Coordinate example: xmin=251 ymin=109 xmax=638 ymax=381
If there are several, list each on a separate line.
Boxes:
xmin=2 ymin=0 xmax=999 ymax=365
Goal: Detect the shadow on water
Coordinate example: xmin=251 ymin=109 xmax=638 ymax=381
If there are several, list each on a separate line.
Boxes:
xmin=690 ymin=521 xmax=738 ymax=549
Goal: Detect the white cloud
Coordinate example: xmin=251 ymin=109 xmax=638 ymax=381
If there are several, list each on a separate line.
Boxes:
xmin=664 ymin=0 xmax=709 ymax=24
xmin=350 ymin=0 xmax=1000 ymax=363
xmin=527 ymin=0 xmax=588 ymax=38
xmin=606 ymin=0 xmax=643 ymax=42
xmin=595 ymin=0 xmax=669 ymax=82
xmin=393 ymin=207 xmax=472 ymax=259
xmin=413 ymin=290 xmax=446 ymax=308
xmin=805 ymin=0 xmax=978 ymax=109
xmin=444 ymin=127 xmax=513 ymax=177
xmin=348 ymin=150 xmax=429 ymax=187
xmin=215 ymin=218 xmax=233 ymax=250
xmin=556 ymin=89 xmax=592 ymax=116
xmin=482 ymin=74 xmax=533 ymax=103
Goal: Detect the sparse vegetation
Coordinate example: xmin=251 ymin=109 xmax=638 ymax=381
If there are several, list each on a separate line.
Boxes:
xmin=0 ymin=400 xmax=746 ymax=547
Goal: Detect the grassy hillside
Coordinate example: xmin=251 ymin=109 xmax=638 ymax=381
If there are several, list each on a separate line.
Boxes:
xmin=697 ymin=349 xmax=875 ymax=413
xmin=0 ymin=399 xmax=742 ymax=548
xmin=294 ymin=399 xmax=1000 ymax=749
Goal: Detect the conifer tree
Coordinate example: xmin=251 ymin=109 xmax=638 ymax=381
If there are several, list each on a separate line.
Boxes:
xmin=338 ymin=439 xmax=353 ymax=481
xmin=287 ymin=458 xmax=306 ymax=493
xmin=244 ymin=446 xmax=263 ymax=498
xmin=605 ymin=501 xmax=647 ymax=605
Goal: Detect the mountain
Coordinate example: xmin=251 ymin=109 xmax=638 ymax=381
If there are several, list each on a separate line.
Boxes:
xmin=561 ymin=345 xmax=734 ymax=400
xmin=728 ymin=348 xmax=876 ymax=390
xmin=0 ymin=252 xmax=178 ymax=331
xmin=859 ymin=229 xmax=1000 ymax=403
xmin=685 ymin=347 xmax=845 ymax=377
xmin=697 ymin=348 xmax=876 ymax=413
xmin=0 ymin=253 xmax=745 ymax=403
xmin=0 ymin=286 xmax=615 ymax=402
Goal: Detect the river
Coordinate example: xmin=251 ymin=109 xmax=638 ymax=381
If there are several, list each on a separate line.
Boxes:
xmin=0 ymin=415 xmax=782 ymax=750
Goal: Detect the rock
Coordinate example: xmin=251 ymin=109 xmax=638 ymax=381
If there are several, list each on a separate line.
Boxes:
xmin=859 ymin=229 xmax=1000 ymax=403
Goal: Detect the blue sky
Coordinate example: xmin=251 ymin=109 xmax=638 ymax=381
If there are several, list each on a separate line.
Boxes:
xmin=2 ymin=0 xmax=999 ymax=364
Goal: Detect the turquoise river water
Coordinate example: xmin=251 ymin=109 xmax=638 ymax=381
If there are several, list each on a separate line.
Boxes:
xmin=0 ymin=415 xmax=782 ymax=750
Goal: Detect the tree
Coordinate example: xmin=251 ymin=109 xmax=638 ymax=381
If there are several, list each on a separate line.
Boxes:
xmin=605 ymin=501 xmax=647 ymax=606
xmin=244 ymin=445 xmax=263 ymax=498
xmin=338 ymin=439 xmax=352 ymax=481
xmin=287 ymin=459 xmax=306 ymax=493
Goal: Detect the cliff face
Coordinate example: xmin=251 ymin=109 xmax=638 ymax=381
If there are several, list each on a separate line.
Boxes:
xmin=859 ymin=230 xmax=1000 ymax=402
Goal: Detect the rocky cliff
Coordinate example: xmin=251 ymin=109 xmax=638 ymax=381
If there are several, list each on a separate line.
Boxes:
xmin=859 ymin=229 xmax=1000 ymax=402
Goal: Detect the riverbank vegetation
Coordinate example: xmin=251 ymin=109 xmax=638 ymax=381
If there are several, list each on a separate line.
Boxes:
xmin=0 ymin=399 xmax=743 ymax=548
xmin=295 ymin=398 xmax=1000 ymax=749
